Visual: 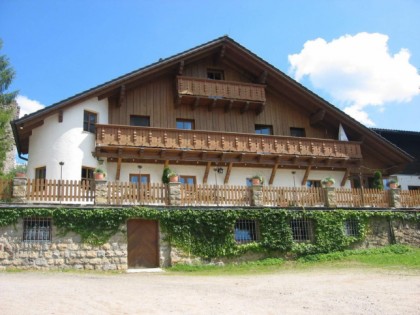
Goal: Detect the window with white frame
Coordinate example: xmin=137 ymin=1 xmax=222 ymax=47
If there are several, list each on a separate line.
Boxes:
xmin=234 ymin=219 xmax=259 ymax=243
xmin=23 ymin=218 xmax=52 ymax=242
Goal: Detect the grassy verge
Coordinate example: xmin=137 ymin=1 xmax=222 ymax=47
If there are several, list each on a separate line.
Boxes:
xmin=166 ymin=245 xmax=420 ymax=275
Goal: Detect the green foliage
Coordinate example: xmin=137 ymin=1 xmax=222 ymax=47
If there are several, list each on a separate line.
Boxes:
xmin=0 ymin=39 xmax=18 ymax=105
xmin=0 ymin=207 xmax=418 ymax=260
xmin=161 ymin=167 xmax=172 ymax=184
xmin=373 ymin=171 xmax=384 ymax=190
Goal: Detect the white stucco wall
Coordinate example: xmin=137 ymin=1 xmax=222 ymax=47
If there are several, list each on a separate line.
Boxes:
xmin=27 ymin=98 xmax=108 ymax=180
xmin=105 ymin=163 xmax=351 ymax=188
xmin=395 ymin=175 xmax=420 ymax=190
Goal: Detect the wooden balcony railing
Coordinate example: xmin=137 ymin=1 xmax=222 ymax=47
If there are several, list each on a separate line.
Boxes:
xmin=177 ymin=76 xmax=266 ymax=103
xmin=4 ymin=179 xmax=420 ymax=208
xmin=96 ymin=124 xmax=363 ymax=159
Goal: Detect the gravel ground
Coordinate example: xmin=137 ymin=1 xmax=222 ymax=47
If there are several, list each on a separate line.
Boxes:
xmin=0 ymin=268 xmax=419 ymax=315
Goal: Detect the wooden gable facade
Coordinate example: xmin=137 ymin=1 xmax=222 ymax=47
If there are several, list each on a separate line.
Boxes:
xmin=12 ymin=36 xmax=412 ymax=184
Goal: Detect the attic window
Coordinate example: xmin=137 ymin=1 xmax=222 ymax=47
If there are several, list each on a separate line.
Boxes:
xmin=207 ymin=69 xmax=224 ymax=80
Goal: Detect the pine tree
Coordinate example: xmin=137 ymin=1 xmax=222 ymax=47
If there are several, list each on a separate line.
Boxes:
xmin=0 ymin=39 xmax=18 ymax=175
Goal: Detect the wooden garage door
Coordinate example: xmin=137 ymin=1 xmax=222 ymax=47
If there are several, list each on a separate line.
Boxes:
xmin=127 ymin=219 xmax=159 ymax=268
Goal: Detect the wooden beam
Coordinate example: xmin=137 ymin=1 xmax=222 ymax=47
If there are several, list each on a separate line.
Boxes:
xmin=208 ymin=98 xmax=217 ymax=111
xmin=341 ymin=168 xmax=350 ymax=187
xmin=203 ymin=161 xmax=211 ymax=184
xmin=58 ymin=110 xmax=63 ymax=123
xmin=224 ymin=162 xmax=233 ymax=184
xmin=269 ymin=163 xmax=278 ymax=185
xmin=178 ymin=60 xmax=184 ymax=75
xmin=301 ymin=165 xmax=312 ymax=186
xmin=175 ymin=95 xmax=182 ymax=109
xmin=118 ymin=85 xmax=126 ymax=108
xmin=310 ymin=109 xmax=326 ymax=126
xmin=116 ymin=157 xmax=122 ymax=181
xmin=258 ymin=70 xmax=268 ymax=84
xmin=256 ymin=102 xmax=265 ymax=115
xmin=240 ymin=101 xmax=250 ymax=114
xmin=164 ymin=160 xmax=169 ymax=167
xmin=225 ymin=100 xmax=234 ymax=113
xmin=192 ymin=97 xmax=200 ymax=110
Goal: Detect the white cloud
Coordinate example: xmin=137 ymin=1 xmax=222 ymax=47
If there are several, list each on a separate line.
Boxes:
xmin=288 ymin=32 xmax=420 ymax=126
xmin=16 ymin=95 xmax=45 ymax=118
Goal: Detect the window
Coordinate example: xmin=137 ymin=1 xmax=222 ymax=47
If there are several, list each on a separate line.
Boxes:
xmin=255 ymin=124 xmax=273 ymax=135
xmin=83 ymin=110 xmax=97 ymax=133
xmin=176 ymin=119 xmax=195 ymax=130
xmin=290 ymin=218 xmax=314 ymax=242
xmin=234 ymin=219 xmax=259 ymax=243
xmin=344 ymin=219 xmax=358 ymax=237
xmin=129 ymin=174 xmax=150 ymax=184
xmin=130 ymin=115 xmax=150 ymax=127
xmin=35 ymin=167 xmax=46 ymax=180
xmin=290 ymin=127 xmax=306 ymax=137
xmin=207 ymin=69 xmax=224 ymax=80
xmin=408 ymin=186 xmax=420 ymax=190
xmin=306 ymin=180 xmax=321 ymax=188
xmin=179 ymin=175 xmax=196 ymax=186
xmin=81 ymin=167 xmax=95 ymax=181
xmin=23 ymin=218 xmax=52 ymax=242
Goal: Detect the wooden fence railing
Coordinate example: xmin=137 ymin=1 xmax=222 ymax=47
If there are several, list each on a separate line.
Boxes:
xmin=106 ymin=182 xmax=167 ymax=205
xmin=0 ymin=179 xmax=12 ymax=201
xmin=262 ymin=187 xmax=325 ymax=207
xmin=400 ymin=190 xmax=420 ymax=208
xmin=335 ymin=188 xmax=390 ymax=208
xmin=180 ymin=184 xmax=251 ymax=206
xmin=26 ymin=179 xmax=94 ymax=203
xmin=3 ymin=178 xmax=420 ymax=208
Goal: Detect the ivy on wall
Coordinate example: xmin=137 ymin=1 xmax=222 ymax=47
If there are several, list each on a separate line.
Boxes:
xmin=0 ymin=207 xmax=418 ymax=258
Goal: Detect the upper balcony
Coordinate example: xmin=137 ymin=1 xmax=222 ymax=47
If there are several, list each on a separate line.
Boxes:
xmin=176 ymin=76 xmax=266 ymax=114
xmin=95 ymin=124 xmax=362 ymax=168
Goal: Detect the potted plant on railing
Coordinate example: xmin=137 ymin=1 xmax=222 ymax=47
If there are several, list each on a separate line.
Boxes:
xmin=387 ymin=179 xmax=399 ymax=189
xmin=94 ymin=168 xmax=106 ymax=180
xmin=251 ymin=175 xmax=264 ymax=185
xmin=167 ymin=171 xmax=179 ymax=183
xmin=321 ymin=176 xmax=335 ymax=187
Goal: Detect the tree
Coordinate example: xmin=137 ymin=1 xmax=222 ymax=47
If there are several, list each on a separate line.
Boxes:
xmin=372 ymin=170 xmax=384 ymax=190
xmin=0 ymin=39 xmax=18 ymax=176
xmin=0 ymin=39 xmax=18 ymax=105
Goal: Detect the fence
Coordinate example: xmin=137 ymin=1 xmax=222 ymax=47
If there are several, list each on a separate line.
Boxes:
xmin=0 ymin=179 xmax=12 ymax=201
xmin=262 ymin=186 xmax=325 ymax=207
xmin=106 ymin=182 xmax=167 ymax=205
xmin=180 ymin=184 xmax=251 ymax=206
xmin=2 ymin=177 xmax=420 ymax=208
xmin=335 ymin=188 xmax=390 ymax=208
xmin=26 ymin=179 xmax=94 ymax=203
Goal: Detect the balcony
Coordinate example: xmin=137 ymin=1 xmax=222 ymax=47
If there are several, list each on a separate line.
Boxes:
xmin=95 ymin=124 xmax=362 ymax=167
xmin=176 ymin=76 xmax=266 ymax=113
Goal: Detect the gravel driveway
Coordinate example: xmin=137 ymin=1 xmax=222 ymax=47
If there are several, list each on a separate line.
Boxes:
xmin=1 ymin=268 xmax=419 ymax=314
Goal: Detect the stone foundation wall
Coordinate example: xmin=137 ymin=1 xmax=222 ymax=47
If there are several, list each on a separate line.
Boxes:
xmin=0 ymin=216 xmax=418 ymax=270
xmin=0 ymin=219 xmax=127 ymax=271
xmin=353 ymin=217 xmax=419 ymax=249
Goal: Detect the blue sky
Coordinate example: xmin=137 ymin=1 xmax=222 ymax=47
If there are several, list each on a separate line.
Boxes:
xmin=1 ymin=0 xmax=419 ymax=130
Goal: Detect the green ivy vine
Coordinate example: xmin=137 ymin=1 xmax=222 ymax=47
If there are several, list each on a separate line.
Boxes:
xmin=0 ymin=207 xmax=418 ymax=258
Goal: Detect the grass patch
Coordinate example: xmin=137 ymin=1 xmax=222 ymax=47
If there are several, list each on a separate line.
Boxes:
xmin=167 ymin=245 xmax=420 ymax=275
xmin=168 ymin=258 xmax=284 ymax=275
